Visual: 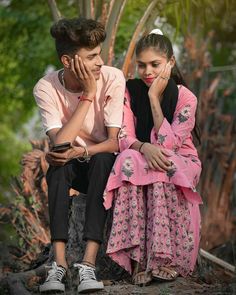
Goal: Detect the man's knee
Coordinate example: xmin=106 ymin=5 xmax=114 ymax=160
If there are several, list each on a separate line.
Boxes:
xmin=90 ymin=152 xmax=116 ymax=166
xmin=46 ymin=160 xmax=75 ymax=184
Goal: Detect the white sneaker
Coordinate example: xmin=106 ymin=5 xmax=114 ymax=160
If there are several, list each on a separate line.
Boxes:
xmin=39 ymin=262 xmax=66 ymax=293
xmin=74 ymin=263 xmax=104 ymax=294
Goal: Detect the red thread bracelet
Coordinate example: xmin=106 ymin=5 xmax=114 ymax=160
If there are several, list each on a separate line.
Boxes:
xmin=79 ymin=95 xmax=93 ymax=102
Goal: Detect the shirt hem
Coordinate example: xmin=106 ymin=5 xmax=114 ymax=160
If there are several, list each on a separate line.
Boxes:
xmin=45 ymin=125 xmax=62 ymax=133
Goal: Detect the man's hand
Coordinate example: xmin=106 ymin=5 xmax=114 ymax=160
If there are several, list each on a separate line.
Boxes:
xmin=141 ymin=143 xmax=172 ymax=171
xmin=70 ymin=55 xmax=97 ymax=98
xmin=45 ymin=145 xmax=85 ymax=166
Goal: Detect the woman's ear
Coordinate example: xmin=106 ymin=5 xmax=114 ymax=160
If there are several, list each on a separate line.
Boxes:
xmin=61 ymin=55 xmax=71 ymax=69
xmin=169 ymin=55 xmax=176 ymax=68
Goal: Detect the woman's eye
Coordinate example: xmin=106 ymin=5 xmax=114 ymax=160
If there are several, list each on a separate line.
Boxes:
xmin=138 ymin=64 xmax=145 ymax=68
xmin=152 ymin=63 xmax=160 ymax=67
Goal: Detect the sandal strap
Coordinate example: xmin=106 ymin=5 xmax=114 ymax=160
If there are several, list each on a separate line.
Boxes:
xmin=132 ymin=271 xmax=152 ymax=285
xmin=159 ymin=266 xmax=178 ymax=278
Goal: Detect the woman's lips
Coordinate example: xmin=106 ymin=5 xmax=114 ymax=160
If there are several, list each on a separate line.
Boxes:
xmin=144 ymin=77 xmax=155 ymax=83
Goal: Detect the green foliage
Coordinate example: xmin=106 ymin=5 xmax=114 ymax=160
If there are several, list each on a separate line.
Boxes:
xmin=0 ymin=1 xmax=55 ymax=128
xmin=0 ymin=124 xmax=31 ymax=202
xmin=114 ymin=0 xmax=149 ymax=58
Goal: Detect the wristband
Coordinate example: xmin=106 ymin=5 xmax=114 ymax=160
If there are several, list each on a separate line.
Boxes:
xmin=139 ymin=142 xmax=146 ymax=153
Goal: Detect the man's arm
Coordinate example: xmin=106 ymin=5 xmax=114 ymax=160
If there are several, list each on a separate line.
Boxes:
xmin=86 ymin=127 xmax=120 ymax=155
xmin=46 ymin=126 xmax=120 ymax=166
xmin=51 ymin=57 xmax=97 ymax=145
xmin=47 ymin=97 xmax=93 ymax=146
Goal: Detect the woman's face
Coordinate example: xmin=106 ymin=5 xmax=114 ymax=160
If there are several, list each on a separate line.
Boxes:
xmin=136 ymin=48 xmax=174 ymax=86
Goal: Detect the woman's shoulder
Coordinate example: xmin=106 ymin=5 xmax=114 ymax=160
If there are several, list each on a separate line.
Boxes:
xmin=178 ymin=85 xmax=197 ymax=105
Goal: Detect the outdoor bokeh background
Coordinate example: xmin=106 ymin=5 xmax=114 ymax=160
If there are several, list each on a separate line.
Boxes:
xmin=0 ymin=0 xmax=235 ymax=262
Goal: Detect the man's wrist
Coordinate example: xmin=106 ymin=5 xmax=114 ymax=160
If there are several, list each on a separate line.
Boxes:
xmin=76 ymin=146 xmax=90 ymax=163
xmin=82 ymin=92 xmax=95 ymax=100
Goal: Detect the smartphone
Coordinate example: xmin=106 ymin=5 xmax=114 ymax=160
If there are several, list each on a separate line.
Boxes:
xmin=51 ymin=142 xmax=71 ymax=153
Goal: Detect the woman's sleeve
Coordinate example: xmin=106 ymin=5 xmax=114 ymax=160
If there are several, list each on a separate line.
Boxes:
xmin=152 ymin=87 xmax=197 ymax=150
xmin=118 ymin=89 xmax=138 ymax=152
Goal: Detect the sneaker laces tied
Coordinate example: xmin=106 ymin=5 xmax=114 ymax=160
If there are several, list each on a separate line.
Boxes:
xmin=46 ymin=262 xmax=66 ymax=282
xmin=74 ymin=263 xmax=96 ymax=282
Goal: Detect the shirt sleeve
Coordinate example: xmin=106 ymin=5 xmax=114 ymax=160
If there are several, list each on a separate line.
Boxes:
xmin=33 ymin=82 xmax=62 ymax=133
xmin=103 ymin=71 xmax=125 ymax=128
xmin=118 ymin=89 xmax=138 ymax=152
xmin=152 ymin=86 xmax=197 ymax=150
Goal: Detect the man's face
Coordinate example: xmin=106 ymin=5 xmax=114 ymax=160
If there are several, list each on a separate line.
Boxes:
xmin=76 ymin=45 xmax=104 ymax=80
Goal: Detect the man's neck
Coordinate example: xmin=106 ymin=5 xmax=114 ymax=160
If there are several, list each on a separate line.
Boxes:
xmin=62 ymin=69 xmax=83 ymax=93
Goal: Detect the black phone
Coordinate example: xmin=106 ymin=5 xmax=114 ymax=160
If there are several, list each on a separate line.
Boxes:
xmin=51 ymin=142 xmax=71 ymax=153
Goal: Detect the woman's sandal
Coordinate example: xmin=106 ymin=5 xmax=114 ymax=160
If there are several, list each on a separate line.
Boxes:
xmin=132 ymin=271 xmax=152 ymax=286
xmin=152 ymin=266 xmax=179 ymax=281
xmin=132 ymin=261 xmax=152 ymax=286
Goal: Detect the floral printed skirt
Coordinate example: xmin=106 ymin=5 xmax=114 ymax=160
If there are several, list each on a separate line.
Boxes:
xmin=106 ymin=182 xmax=201 ymax=277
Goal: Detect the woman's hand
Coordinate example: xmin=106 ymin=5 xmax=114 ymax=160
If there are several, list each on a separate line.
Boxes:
xmin=141 ymin=143 xmax=172 ymax=172
xmin=45 ymin=145 xmax=85 ymax=166
xmin=148 ymin=62 xmax=171 ymax=100
xmin=70 ymin=55 xmax=97 ymax=98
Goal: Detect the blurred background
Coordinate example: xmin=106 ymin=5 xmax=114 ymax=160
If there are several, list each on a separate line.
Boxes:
xmin=0 ymin=0 xmax=235 ymax=280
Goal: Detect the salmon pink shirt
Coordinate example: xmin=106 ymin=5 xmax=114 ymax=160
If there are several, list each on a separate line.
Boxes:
xmin=34 ymin=66 xmax=125 ymax=147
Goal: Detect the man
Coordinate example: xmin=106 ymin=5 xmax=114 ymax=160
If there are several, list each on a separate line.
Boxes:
xmin=34 ymin=17 xmax=125 ymax=293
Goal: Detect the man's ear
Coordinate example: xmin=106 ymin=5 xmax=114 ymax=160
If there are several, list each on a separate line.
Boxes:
xmin=61 ymin=55 xmax=71 ymax=69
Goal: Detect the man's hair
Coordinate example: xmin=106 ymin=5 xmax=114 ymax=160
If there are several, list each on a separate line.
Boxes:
xmin=50 ymin=17 xmax=106 ymax=58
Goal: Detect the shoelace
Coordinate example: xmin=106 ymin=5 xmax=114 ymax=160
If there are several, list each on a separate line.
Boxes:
xmin=74 ymin=263 xmax=96 ymax=282
xmin=46 ymin=262 xmax=66 ymax=282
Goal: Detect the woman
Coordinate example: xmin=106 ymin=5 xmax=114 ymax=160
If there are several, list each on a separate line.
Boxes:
xmin=103 ymin=29 xmax=202 ymax=286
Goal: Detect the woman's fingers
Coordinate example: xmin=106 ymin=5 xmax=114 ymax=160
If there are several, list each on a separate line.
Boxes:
xmin=149 ymin=159 xmax=165 ymax=172
xmin=159 ymin=62 xmax=171 ymax=81
xmin=161 ymin=149 xmax=171 ymax=157
xmin=159 ymin=152 xmax=172 ymax=166
xmin=155 ymin=157 xmax=170 ymax=171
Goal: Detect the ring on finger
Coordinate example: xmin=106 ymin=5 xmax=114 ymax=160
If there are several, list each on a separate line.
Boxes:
xmin=160 ymin=76 xmax=169 ymax=80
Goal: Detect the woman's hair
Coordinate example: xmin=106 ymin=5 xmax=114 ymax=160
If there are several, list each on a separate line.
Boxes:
xmin=135 ymin=32 xmax=201 ymax=145
xmin=50 ymin=17 xmax=106 ymax=58
xmin=136 ymin=33 xmax=187 ymax=87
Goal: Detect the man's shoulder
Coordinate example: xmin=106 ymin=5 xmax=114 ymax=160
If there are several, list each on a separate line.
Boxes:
xmin=100 ymin=66 xmax=125 ymax=82
xmin=33 ymin=71 xmax=59 ymax=94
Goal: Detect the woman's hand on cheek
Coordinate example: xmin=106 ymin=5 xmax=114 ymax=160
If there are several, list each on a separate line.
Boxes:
xmin=148 ymin=62 xmax=171 ymax=100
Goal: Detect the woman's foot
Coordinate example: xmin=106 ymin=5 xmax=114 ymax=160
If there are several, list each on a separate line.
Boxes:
xmin=132 ymin=261 xmax=152 ymax=286
xmin=152 ymin=266 xmax=179 ymax=281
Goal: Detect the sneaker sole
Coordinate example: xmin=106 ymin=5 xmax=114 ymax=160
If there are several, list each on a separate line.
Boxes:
xmin=39 ymin=281 xmax=65 ymax=292
xmin=77 ymin=281 xmax=104 ymax=293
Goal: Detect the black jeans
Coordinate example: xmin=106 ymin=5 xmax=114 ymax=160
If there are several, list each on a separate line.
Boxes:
xmin=46 ymin=152 xmax=116 ymax=244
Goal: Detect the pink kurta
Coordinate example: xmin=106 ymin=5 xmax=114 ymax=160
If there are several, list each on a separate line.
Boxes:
xmin=103 ymin=85 xmax=202 ymax=277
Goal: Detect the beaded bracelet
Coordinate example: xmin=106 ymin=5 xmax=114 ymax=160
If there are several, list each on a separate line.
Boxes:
xmin=139 ymin=142 xmax=146 ymax=153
